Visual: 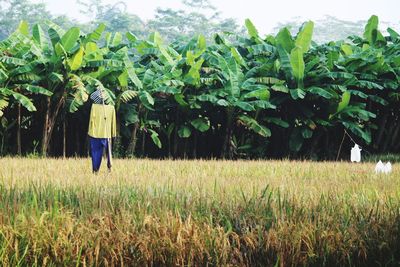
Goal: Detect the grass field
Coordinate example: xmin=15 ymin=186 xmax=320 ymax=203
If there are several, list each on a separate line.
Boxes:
xmin=0 ymin=158 xmax=399 ymax=266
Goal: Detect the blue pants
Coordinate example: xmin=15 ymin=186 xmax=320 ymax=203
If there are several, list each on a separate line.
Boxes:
xmin=89 ymin=137 xmax=111 ymax=172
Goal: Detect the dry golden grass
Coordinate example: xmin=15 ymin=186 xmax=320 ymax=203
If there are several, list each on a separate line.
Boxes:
xmin=0 ymin=157 xmax=399 ymax=266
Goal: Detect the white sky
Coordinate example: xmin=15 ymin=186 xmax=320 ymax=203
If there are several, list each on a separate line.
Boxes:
xmin=32 ymin=0 xmax=400 ymax=34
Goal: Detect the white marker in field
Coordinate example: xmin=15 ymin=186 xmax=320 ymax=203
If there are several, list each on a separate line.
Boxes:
xmin=350 ymin=144 xmax=362 ymax=162
xmin=375 ymin=161 xmax=392 ymax=174
xmin=384 ymin=162 xmax=392 ymax=174
xmin=375 ymin=160 xmax=385 ymax=173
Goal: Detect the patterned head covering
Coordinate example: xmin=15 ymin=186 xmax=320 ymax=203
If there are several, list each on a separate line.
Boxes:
xmin=90 ymin=88 xmax=105 ymax=104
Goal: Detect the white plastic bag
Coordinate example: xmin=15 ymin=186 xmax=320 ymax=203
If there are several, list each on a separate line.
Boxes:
xmin=350 ymin=144 xmax=361 ymax=162
xmin=375 ymin=160 xmax=385 ymax=173
xmin=384 ymin=162 xmax=392 ymax=174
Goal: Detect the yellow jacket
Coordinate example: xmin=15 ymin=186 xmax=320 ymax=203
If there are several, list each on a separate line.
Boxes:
xmin=88 ymin=104 xmax=117 ymax=138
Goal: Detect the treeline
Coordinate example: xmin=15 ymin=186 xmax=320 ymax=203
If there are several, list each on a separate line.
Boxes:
xmin=0 ymin=15 xmax=399 ymax=159
xmin=0 ymin=0 xmax=242 ymax=43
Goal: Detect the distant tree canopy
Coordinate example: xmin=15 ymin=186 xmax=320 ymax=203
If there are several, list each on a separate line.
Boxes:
xmin=0 ymin=0 xmax=79 ymax=40
xmin=76 ymin=0 xmax=147 ymax=36
xmin=147 ymin=0 xmax=242 ymax=42
xmin=0 ymin=0 xmax=50 ymax=39
xmin=274 ymin=15 xmax=400 ymax=43
xmin=0 ymin=0 xmax=243 ymax=42
xmin=75 ymin=0 xmax=242 ymax=42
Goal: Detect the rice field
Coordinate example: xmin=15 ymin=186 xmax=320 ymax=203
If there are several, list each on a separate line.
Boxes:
xmin=0 ymin=157 xmax=399 ymax=266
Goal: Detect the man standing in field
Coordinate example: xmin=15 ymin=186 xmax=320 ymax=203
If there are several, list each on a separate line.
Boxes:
xmin=88 ymin=88 xmax=116 ymax=173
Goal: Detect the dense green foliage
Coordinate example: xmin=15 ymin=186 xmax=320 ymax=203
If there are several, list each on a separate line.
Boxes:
xmin=0 ymin=15 xmax=399 ymax=158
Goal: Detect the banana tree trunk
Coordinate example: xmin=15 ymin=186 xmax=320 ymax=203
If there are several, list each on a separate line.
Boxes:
xmin=63 ymin=111 xmax=66 ymax=158
xmin=309 ymin=130 xmax=322 ymax=157
xmin=41 ymin=96 xmax=51 ymax=156
xmin=173 ymin=110 xmax=180 ymax=157
xmin=127 ymin=122 xmax=140 ymax=156
xmin=127 ymin=105 xmax=142 ymax=156
xmin=42 ymin=96 xmax=65 ymax=157
xmin=324 ymin=131 xmax=330 ymax=159
xmin=75 ymin=123 xmax=80 ymax=156
xmin=192 ymin=131 xmax=198 ymax=158
xmin=17 ymin=103 xmax=21 ymax=156
xmin=183 ymin=138 xmax=188 ymax=159
xmin=168 ymin=133 xmax=172 ymax=158
xmin=0 ymin=134 xmax=4 ymax=155
xmin=221 ymin=108 xmax=234 ymax=159
xmin=390 ymin=122 xmax=400 ymax=151
xmin=382 ymin=121 xmax=396 ymax=152
xmin=375 ymin=111 xmax=388 ymax=151
xmin=141 ymin=131 xmax=146 ymax=157
xmin=173 ymin=131 xmax=179 ymax=158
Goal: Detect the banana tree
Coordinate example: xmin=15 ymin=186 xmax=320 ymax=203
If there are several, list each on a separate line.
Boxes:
xmin=26 ymin=21 xmax=115 ymax=157
xmin=270 ymin=21 xmax=337 ymax=154
xmin=160 ymin=34 xmax=209 ymax=158
xmin=338 ymin=16 xmax=400 ymax=153
xmin=12 ymin=21 xmax=86 ymax=156
xmin=196 ymin=38 xmax=275 ymax=158
xmin=0 ymin=22 xmax=53 ymax=154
